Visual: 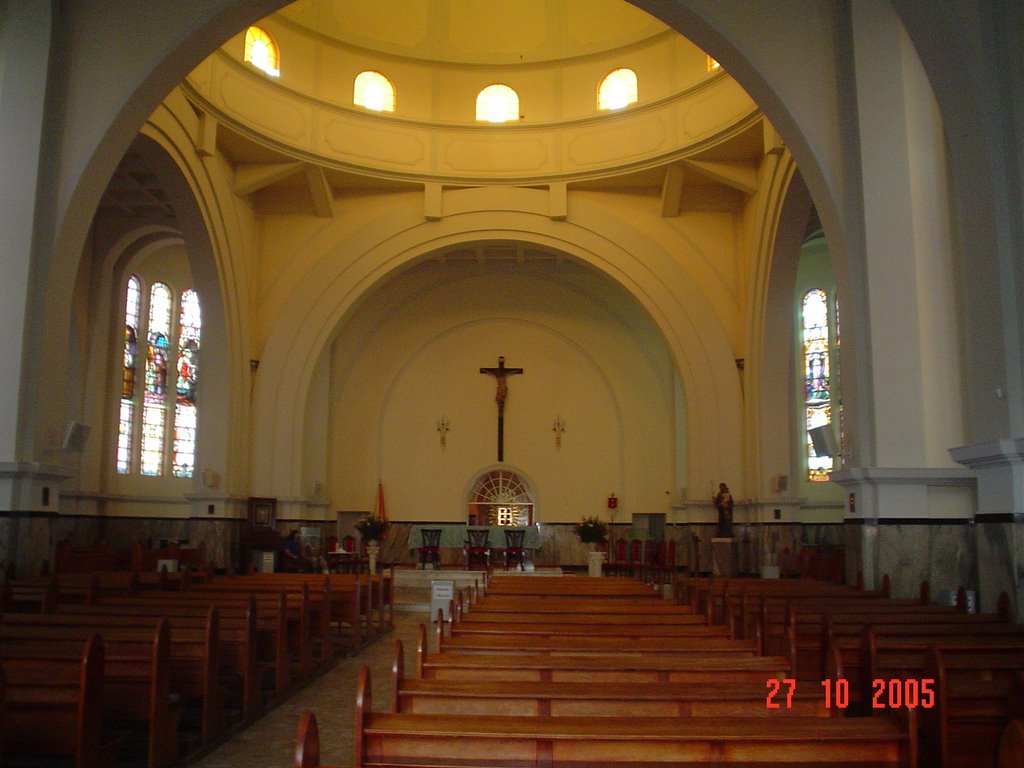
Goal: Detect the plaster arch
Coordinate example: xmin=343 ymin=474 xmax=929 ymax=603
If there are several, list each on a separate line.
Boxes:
xmin=89 ymin=129 xmax=249 ymax=503
xmin=251 ymin=185 xmax=739 ymax=501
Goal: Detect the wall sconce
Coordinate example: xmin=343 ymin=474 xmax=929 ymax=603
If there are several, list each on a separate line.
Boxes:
xmin=437 ymin=416 xmax=450 ymax=448
xmin=552 ymin=415 xmax=566 ymax=449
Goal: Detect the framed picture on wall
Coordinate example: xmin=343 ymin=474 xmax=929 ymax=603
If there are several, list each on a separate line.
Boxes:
xmin=249 ymin=497 xmax=276 ymax=528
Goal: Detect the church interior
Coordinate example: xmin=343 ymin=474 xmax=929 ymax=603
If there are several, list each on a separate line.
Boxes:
xmin=2 ymin=0 xmax=1024 ymax=764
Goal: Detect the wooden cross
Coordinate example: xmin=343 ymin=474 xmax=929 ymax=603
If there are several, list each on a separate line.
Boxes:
xmin=479 ymin=355 xmax=524 ymax=462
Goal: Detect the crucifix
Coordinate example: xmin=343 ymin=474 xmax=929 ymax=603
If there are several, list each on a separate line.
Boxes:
xmin=479 ymin=355 xmax=524 ymax=462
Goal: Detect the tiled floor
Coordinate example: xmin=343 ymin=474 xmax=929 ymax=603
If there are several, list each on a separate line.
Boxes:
xmin=191 ymin=608 xmax=426 ymax=768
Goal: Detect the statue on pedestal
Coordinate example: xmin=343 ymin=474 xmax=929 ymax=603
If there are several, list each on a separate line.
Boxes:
xmin=713 ymin=482 xmax=734 ymax=538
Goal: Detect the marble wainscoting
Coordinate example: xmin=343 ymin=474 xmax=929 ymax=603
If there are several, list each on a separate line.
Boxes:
xmin=0 ymin=514 xmax=56 ymax=577
xmin=975 ymin=519 xmax=1024 ymax=619
xmin=855 ymin=521 xmax=977 ymax=605
xmin=677 ymin=523 xmax=844 ymax=578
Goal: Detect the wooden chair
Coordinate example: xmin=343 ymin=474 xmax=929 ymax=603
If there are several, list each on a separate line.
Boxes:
xmin=502 ymin=528 xmax=526 ymax=571
xmin=628 ymin=538 xmax=643 ymax=578
xmin=463 ymin=528 xmax=490 ymax=571
xmin=341 ymin=535 xmax=367 ymax=574
xmin=649 ymin=539 xmax=677 ymax=585
xmin=418 ymin=529 xmax=441 ymax=571
xmin=602 ymin=538 xmax=627 ymax=576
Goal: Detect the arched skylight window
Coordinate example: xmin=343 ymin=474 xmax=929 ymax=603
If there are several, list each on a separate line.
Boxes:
xmin=597 ymin=68 xmax=638 ymax=111
xmin=173 ymin=289 xmax=201 ymax=478
xmin=354 ymin=71 xmax=395 ymax=112
xmin=802 ymin=288 xmax=833 ymax=481
xmin=476 ymin=84 xmax=519 ymax=123
xmin=244 ymin=25 xmax=280 ymax=77
xmin=116 ymin=275 xmax=141 ymax=474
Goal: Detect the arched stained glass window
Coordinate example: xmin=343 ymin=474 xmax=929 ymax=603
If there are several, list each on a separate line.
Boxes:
xmin=141 ymin=283 xmax=172 ymax=476
xmin=467 ymin=470 xmax=534 ymax=526
xmin=173 ymin=289 xmax=201 ymax=478
xmin=597 ymin=68 xmax=637 ymax=111
xmin=354 ymin=71 xmax=395 ymax=112
xmin=802 ymin=288 xmax=833 ymax=481
xmin=116 ymin=276 xmax=141 ymax=474
xmin=244 ymin=25 xmax=280 ymax=77
xmin=476 ymin=84 xmax=519 ymax=123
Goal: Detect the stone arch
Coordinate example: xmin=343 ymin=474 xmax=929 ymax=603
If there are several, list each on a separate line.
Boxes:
xmin=250 ymin=185 xmax=741 ymax=501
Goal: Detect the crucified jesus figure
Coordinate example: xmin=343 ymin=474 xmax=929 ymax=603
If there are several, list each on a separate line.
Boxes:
xmin=479 ymin=355 xmax=524 ymax=461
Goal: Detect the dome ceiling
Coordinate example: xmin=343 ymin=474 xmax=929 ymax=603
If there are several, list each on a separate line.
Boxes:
xmin=162 ymin=0 xmax=775 ymax=220
xmin=275 ymin=0 xmax=672 ymax=67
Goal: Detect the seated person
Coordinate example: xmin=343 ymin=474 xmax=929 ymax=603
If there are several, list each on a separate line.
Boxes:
xmin=282 ymin=529 xmax=303 ymax=571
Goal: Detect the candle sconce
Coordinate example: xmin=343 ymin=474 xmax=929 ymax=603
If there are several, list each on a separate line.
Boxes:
xmin=552 ymin=415 xmax=566 ymax=449
xmin=437 ymin=416 xmax=450 ymax=448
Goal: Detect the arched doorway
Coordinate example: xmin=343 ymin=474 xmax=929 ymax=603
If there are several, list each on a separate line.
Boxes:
xmin=467 ymin=469 xmax=534 ymax=527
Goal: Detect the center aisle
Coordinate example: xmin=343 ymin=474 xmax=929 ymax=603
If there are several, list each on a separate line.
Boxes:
xmin=192 ymin=610 xmax=425 ymax=768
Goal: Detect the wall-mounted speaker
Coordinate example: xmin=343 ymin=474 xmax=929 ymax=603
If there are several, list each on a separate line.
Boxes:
xmin=808 ymin=424 xmax=839 ymax=457
xmin=62 ymin=421 xmax=91 ymax=453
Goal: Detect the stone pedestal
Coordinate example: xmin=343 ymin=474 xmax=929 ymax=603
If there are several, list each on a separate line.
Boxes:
xmin=587 ymin=550 xmax=605 ymax=577
xmin=368 ymin=541 xmax=380 ymax=574
xmin=712 ymin=537 xmax=738 ymax=577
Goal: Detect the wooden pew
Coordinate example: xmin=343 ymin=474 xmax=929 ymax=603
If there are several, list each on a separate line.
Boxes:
xmin=391 ymin=637 xmax=830 ymax=717
xmin=3 ymin=633 xmax=109 ymax=768
xmin=920 ymin=643 xmax=1024 ymax=768
xmin=417 ymin=624 xmax=788 ymax=684
xmin=0 ymin=619 xmax=178 ymax=768
xmin=56 ymin=595 xmax=262 ymax=719
xmin=101 ymin=589 xmax=295 ymax=695
xmin=483 ymin=575 xmax=659 ymax=598
xmin=212 ymin=573 xmax=378 ymax=651
xmin=0 ymin=607 xmax=222 ymax=744
xmin=344 ymin=666 xmax=918 ymax=767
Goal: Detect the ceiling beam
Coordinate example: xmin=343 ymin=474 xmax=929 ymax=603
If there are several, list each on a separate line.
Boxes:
xmin=234 ymin=162 xmax=304 ymax=196
xmin=304 ymin=165 xmax=334 ymax=218
xmin=681 ymin=159 xmax=759 ymax=195
xmin=661 ymin=164 xmax=684 ymax=218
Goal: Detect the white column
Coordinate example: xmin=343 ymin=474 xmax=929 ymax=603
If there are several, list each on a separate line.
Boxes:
xmin=0 ymin=3 xmax=56 ymax=512
xmin=831 ymin=2 xmax=972 ymax=528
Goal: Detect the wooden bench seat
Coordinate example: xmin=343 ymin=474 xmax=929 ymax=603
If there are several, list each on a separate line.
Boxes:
xmin=328 ymin=668 xmax=918 ymax=767
xmin=438 ymin=630 xmax=759 ymax=656
xmin=391 ymin=638 xmax=829 ymax=718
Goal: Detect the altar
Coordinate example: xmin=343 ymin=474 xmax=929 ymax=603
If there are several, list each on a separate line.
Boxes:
xmin=408 ymin=524 xmax=541 ymax=550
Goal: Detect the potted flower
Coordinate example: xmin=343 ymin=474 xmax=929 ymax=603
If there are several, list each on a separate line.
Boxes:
xmin=355 ymin=515 xmax=390 ymax=542
xmin=573 ymin=516 xmax=609 ymax=546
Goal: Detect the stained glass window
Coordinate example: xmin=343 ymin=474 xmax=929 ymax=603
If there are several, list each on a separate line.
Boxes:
xmin=476 ymin=84 xmax=519 ymax=123
xmin=117 ymin=276 xmax=141 ymax=473
xmin=173 ymin=289 xmax=201 ymax=478
xmin=354 ymin=71 xmax=395 ymax=112
xmin=597 ymin=68 xmax=638 ymax=111
xmin=141 ymin=282 xmax=171 ymax=476
xmin=802 ymin=288 xmax=833 ymax=480
xmin=244 ymin=26 xmax=280 ymax=77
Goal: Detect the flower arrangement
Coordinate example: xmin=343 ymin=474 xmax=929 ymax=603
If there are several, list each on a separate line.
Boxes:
xmin=355 ymin=515 xmax=390 ymax=542
xmin=573 ymin=516 xmax=609 ymax=545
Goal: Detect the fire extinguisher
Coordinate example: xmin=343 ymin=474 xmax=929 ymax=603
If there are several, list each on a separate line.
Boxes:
xmin=607 ymin=493 xmax=617 ymax=510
